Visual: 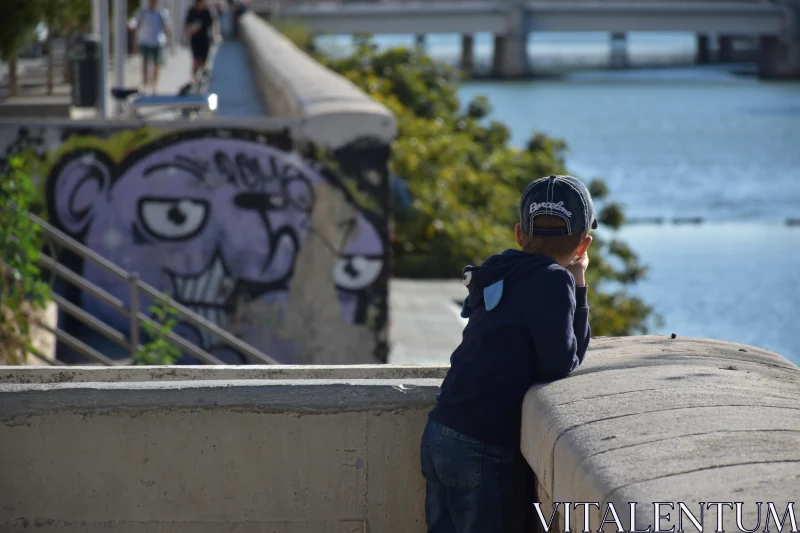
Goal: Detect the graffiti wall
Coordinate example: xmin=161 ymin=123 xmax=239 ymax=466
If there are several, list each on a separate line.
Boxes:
xmin=1 ymin=123 xmax=391 ymax=364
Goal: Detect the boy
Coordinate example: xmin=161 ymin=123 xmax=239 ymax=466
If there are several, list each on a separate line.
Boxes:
xmin=421 ymin=174 xmax=596 ymax=533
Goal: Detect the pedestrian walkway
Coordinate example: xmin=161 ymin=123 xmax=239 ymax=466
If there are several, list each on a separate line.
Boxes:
xmin=388 ymin=279 xmax=467 ymax=364
xmin=208 ymin=40 xmax=267 ymax=117
xmin=105 ymin=45 xmax=194 ymax=116
xmin=208 ymin=5 xmax=267 ymax=117
xmin=66 ymin=44 xmax=198 ymax=119
xmin=141 ymin=45 xmax=194 ymax=95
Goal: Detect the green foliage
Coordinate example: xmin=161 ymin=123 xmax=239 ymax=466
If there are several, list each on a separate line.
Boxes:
xmin=0 ymin=158 xmax=51 ymax=365
xmin=274 ymin=18 xmax=317 ymax=53
xmin=312 ymin=36 xmax=654 ymax=336
xmin=0 ymin=1 xmax=42 ymax=61
xmin=134 ymin=299 xmax=182 ymax=365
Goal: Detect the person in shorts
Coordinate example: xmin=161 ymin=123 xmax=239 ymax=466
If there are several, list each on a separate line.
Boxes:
xmin=184 ymin=0 xmax=221 ymax=78
xmin=421 ymin=175 xmax=596 ymax=532
xmin=135 ymin=0 xmax=172 ymax=94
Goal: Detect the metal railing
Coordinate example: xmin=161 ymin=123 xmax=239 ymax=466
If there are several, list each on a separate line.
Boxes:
xmin=27 ymin=213 xmax=279 ymax=366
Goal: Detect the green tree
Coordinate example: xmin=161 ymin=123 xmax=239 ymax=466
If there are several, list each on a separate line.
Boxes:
xmin=279 ymin=29 xmax=654 ymax=335
xmin=0 ymin=157 xmax=51 ymax=364
xmin=0 ymin=1 xmax=43 ymax=96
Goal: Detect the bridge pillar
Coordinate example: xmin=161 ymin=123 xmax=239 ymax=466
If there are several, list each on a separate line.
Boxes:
xmin=759 ymin=2 xmax=800 ymax=79
xmin=461 ymin=35 xmax=474 ymax=77
xmin=415 ymin=34 xmax=426 ymax=52
xmin=718 ymin=35 xmax=735 ymax=63
xmin=491 ymin=35 xmax=528 ymax=78
xmin=491 ymin=0 xmax=528 ymax=78
xmin=609 ymin=32 xmax=629 ymax=69
xmin=696 ymin=34 xmax=711 ymax=64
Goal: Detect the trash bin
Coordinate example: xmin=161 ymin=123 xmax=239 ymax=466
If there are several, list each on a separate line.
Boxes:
xmin=69 ymin=35 xmax=100 ymax=108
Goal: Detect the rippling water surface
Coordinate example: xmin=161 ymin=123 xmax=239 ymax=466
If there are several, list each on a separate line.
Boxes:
xmin=321 ymin=33 xmax=800 ymax=364
xmin=460 ymin=57 xmax=800 ymax=364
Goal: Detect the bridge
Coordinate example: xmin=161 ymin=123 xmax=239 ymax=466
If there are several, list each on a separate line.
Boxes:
xmin=257 ymin=0 xmax=800 ymax=78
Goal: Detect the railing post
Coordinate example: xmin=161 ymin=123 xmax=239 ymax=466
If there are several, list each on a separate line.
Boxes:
xmin=129 ymin=272 xmax=140 ymax=356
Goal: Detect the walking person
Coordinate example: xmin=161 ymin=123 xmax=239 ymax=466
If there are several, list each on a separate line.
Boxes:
xmin=134 ymin=0 xmax=172 ymax=94
xmin=184 ymin=0 xmax=221 ymax=79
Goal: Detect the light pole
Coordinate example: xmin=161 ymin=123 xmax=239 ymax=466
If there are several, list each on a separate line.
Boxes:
xmin=98 ymin=0 xmax=110 ymax=118
xmin=114 ymin=0 xmax=127 ymax=115
xmin=92 ymin=0 xmax=102 ymax=35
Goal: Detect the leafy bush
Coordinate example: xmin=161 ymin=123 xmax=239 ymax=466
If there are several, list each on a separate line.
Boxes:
xmin=134 ymin=299 xmax=183 ymax=366
xmin=0 ymin=157 xmax=51 ymax=364
xmin=285 ymin=28 xmax=653 ymax=335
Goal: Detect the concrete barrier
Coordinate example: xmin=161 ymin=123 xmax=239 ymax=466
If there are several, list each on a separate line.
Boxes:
xmin=0 ymin=365 xmax=445 ymax=532
xmin=238 ymin=11 xmax=396 ymax=149
xmin=522 ymin=336 xmax=800 ymax=532
xmin=2 ymin=337 xmax=798 ymax=532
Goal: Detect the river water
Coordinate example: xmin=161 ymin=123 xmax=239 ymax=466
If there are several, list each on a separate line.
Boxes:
xmin=319 ymin=33 xmax=800 ymax=365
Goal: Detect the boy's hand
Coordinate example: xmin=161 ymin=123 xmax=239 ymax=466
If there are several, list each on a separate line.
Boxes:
xmin=567 ymin=236 xmax=592 ymax=286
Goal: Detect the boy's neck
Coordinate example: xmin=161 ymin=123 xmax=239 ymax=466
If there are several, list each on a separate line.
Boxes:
xmin=520 ymin=248 xmax=572 ymax=267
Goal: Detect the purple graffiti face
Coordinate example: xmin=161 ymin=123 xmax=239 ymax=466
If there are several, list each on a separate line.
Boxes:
xmin=49 ymin=135 xmax=385 ymax=347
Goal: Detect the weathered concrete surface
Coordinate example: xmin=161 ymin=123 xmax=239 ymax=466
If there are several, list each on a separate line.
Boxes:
xmin=0 ymin=364 xmax=448 ymax=384
xmin=238 ymin=12 xmax=396 ymax=149
xmin=0 ymin=369 xmax=440 ymax=532
xmin=521 ymin=336 xmax=800 ymax=532
xmin=2 ymin=338 xmax=799 ymax=532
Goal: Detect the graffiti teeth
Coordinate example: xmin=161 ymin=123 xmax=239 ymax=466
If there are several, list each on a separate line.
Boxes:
xmin=168 ymin=254 xmax=236 ymax=342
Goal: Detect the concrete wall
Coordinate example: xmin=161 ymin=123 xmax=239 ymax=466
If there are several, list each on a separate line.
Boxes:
xmin=0 ymin=365 xmax=445 ymax=532
xmin=0 ymin=119 xmax=392 ymax=365
xmin=238 ymin=11 xmax=396 ymax=149
xmin=522 ymin=336 xmax=800 ymax=532
xmin=2 ymin=337 xmax=798 ymax=532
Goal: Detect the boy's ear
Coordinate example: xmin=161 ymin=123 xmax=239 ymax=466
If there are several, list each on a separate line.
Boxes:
xmin=576 ymin=235 xmax=593 ymax=257
xmin=514 ymin=223 xmax=525 ymax=248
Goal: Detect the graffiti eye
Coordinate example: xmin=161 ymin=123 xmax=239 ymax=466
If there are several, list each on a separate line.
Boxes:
xmin=334 ymin=256 xmax=383 ymax=292
xmin=137 ymin=197 xmax=210 ymax=241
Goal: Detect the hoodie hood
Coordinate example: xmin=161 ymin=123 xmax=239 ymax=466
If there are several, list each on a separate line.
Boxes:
xmin=460 ymin=250 xmax=557 ymax=317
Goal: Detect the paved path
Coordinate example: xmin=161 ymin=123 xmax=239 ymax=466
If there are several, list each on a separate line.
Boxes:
xmin=105 ymin=45 xmax=195 ymax=117
xmin=209 ymin=40 xmax=268 ymax=117
xmin=134 ymin=45 xmax=195 ymax=95
xmin=388 ymin=279 xmax=467 ymax=364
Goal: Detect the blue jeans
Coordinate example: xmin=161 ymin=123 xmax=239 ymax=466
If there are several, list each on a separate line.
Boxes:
xmin=421 ymin=419 xmax=519 ymax=533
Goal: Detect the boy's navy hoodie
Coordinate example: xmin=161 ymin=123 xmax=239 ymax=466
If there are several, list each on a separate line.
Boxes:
xmin=428 ymin=249 xmax=590 ymax=450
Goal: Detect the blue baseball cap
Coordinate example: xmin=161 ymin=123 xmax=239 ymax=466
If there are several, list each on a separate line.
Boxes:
xmin=519 ymin=175 xmax=597 ymax=237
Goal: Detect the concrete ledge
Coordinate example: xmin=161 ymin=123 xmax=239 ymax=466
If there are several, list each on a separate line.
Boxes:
xmin=0 ymin=367 xmax=439 ymax=532
xmin=0 ymin=378 xmax=442 ymax=418
xmin=238 ymin=11 xmax=396 ymax=148
xmin=0 ymin=364 xmax=449 ymax=384
xmin=521 ymin=336 xmax=800 ymax=531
